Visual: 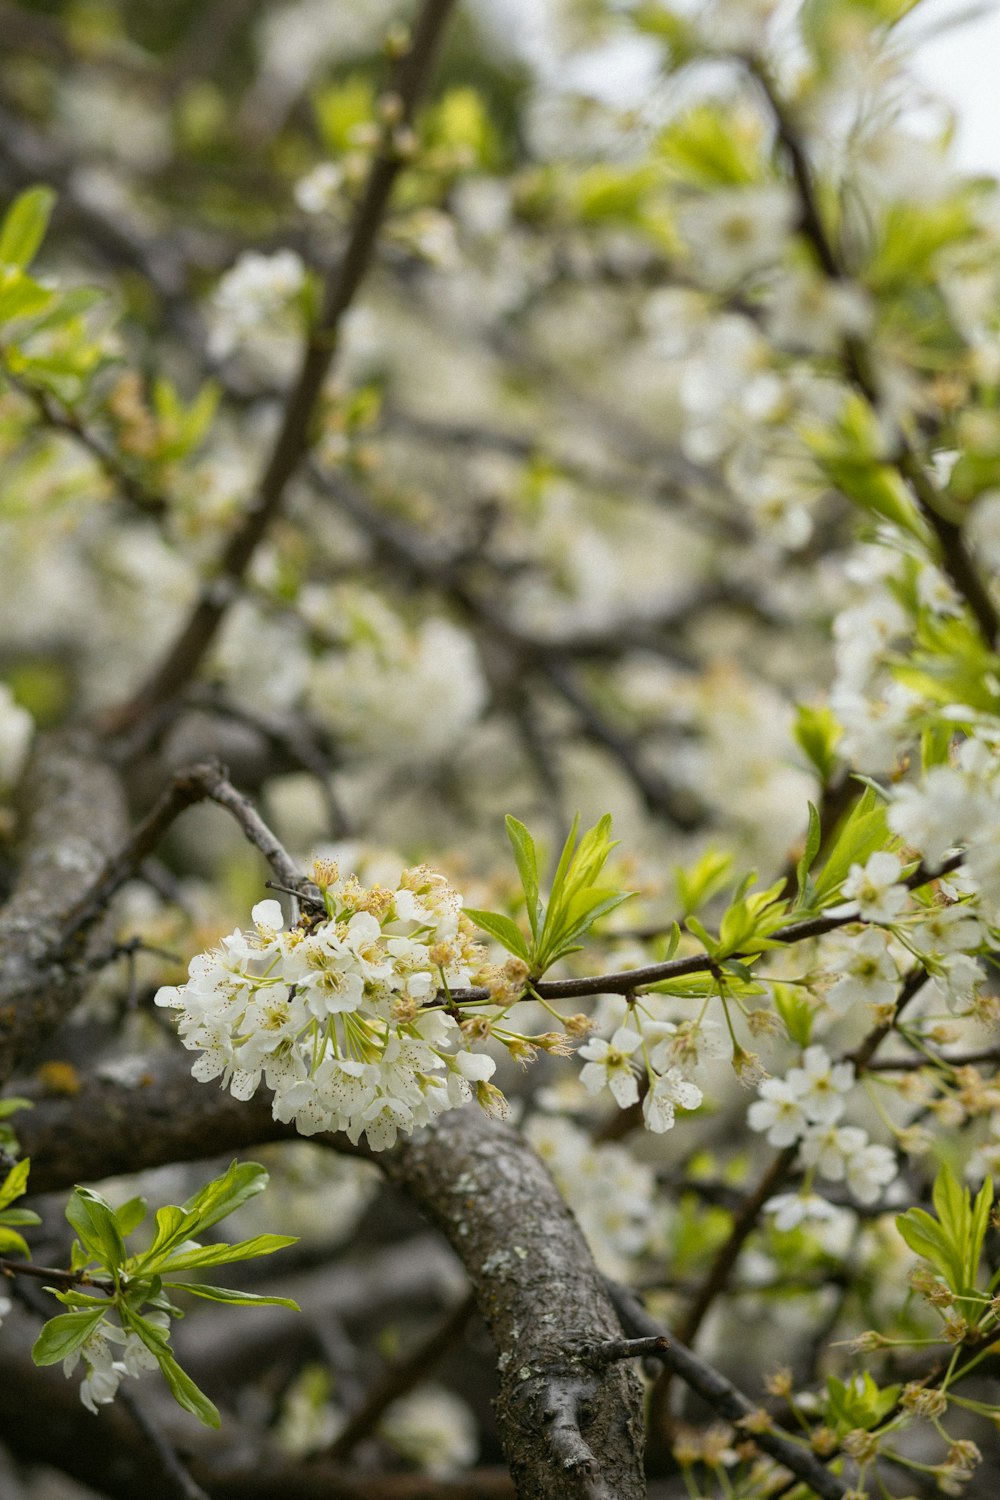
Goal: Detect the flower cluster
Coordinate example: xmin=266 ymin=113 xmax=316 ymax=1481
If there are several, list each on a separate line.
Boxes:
xmin=577 ymin=1019 xmax=705 ymax=1133
xmin=206 ymin=249 xmax=306 ymax=360
xmin=156 ymin=864 xmax=500 ymax=1151
xmin=65 ymin=1316 xmax=165 ymax=1414
xmin=748 ymin=1045 xmax=897 ymax=1210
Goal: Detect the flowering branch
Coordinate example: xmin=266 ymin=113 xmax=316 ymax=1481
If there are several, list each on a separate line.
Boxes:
xmin=749 ymin=57 xmax=1000 ymax=649
xmin=107 ymin=0 xmax=459 ymax=734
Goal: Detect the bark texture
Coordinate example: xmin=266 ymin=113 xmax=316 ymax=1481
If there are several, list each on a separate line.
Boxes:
xmin=0 ymin=731 xmax=127 ymax=1087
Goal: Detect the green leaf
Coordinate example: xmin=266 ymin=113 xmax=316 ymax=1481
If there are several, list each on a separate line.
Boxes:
xmin=0 ymin=1226 xmax=30 ymax=1255
xmin=114 ymin=1196 xmax=148 ymax=1237
xmin=896 ymin=1206 xmax=963 ymax=1291
xmin=0 ymin=1157 xmax=30 ymax=1210
xmin=65 ymin=1186 xmax=126 ymax=1273
xmin=181 ymin=1161 xmax=269 ymax=1234
xmin=0 ymin=1097 xmax=32 ymax=1120
xmin=142 ymin=1204 xmax=191 ymax=1266
xmin=772 ymin=983 xmax=815 ymax=1047
xmin=0 ymin=1207 xmax=41 ymax=1226
xmin=0 ymin=187 xmax=56 ymax=269
xmin=32 ymin=1308 xmax=106 ymax=1366
xmin=157 ymin=1350 xmax=221 ymax=1427
xmin=811 ymin=787 xmax=894 ymax=908
xmin=163 ymin=1281 xmax=300 ymax=1309
xmin=675 ymin=849 xmax=733 ymax=918
xmin=967 ymin=1177 xmax=994 ymax=1289
xmin=793 ymin=704 xmax=842 ymax=783
xmin=505 ymin=816 xmax=541 ymax=939
xmin=156 ymin=1233 xmax=298 ymax=1273
xmin=0 ymin=267 xmax=54 ymax=322
xmin=464 ymin=908 xmax=531 ymax=963
xmin=796 ymin=803 xmax=823 ymax=905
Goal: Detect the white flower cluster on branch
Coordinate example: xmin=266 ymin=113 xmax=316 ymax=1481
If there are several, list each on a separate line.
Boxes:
xmin=156 ymin=864 xmax=501 ymax=1150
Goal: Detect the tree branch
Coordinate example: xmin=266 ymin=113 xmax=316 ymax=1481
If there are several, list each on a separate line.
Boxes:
xmin=605 ymin=1280 xmax=847 ymax=1500
xmin=0 ymin=732 xmax=127 ymax=1088
xmin=106 ymin=0 xmax=459 ymax=734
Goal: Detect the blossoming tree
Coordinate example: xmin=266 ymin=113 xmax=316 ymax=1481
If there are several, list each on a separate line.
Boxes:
xmin=0 ymin=0 xmax=999 ymax=1496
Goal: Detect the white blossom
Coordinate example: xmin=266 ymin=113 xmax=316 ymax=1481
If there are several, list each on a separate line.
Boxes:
xmin=207 ymin=249 xmax=306 ymax=360
xmin=677 ymin=186 xmax=797 ymax=289
xmin=785 ymin=1046 xmax=855 ymax=1125
xmin=156 ymin=863 xmax=493 ymax=1151
xmin=841 ymin=852 xmax=908 ymax=924
xmin=747 ymin=1077 xmax=809 ymax=1146
xmin=764 ymin=1191 xmax=842 ymax=1232
xmin=824 ymin=928 xmax=899 ymax=1012
xmin=844 ymin=1142 xmax=898 ymax=1205
xmin=642 ymin=1069 xmax=702 ymax=1133
xmin=0 ymin=684 xmax=33 ymax=788
xmin=578 ymin=1027 xmax=643 ymax=1109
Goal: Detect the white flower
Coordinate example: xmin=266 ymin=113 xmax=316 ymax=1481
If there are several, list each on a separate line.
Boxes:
xmin=578 ymin=1027 xmax=643 ymax=1109
xmin=677 ymin=185 xmax=797 ymax=289
xmin=841 ymin=852 xmax=908 ymax=924
xmin=909 ymin=904 xmax=985 ymax=959
xmin=889 ymin=767 xmax=984 ymax=868
xmin=845 ymin=1143 xmax=897 ymax=1205
xmin=0 ymin=683 xmax=32 ymax=788
xmin=765 ymin=1191 xmax=842 ymax=1232
xmin=295 ymin=161 xmax=344 ymax=214
xmin=766 ymin=273 xmax=872 ymax=355
xmin=251 ymin=899 xmax=285 ymax=933
xmin=785 ymin=1046 xmax=855 ymax=1124
xmin=747 ymin=1078 xmax=809 ymax=1146
xmin=824 ymin=928 xmax=898 ymax=1012
xmin=207 ymin=249 xmax=306 ymax=359
xmin=642 ymin=1069 xmax=702 ymax=1133
xmin=380 ymin=1385 xmax=478 ymax=1476
xmin=799 ymin=1122 xmax=868 ymax=1181
xmin=159 ymin=862 xmax=488 ymax=1149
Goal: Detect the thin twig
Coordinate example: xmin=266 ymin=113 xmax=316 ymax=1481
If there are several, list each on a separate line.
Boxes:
xmin=55 ymin=760 xmax=315 ymax=956
xmin=605 ymin=1279 xmax=847 ymax=1500
xmin=446 ymin=851 xmax=965 ymax=1006
xmin=585 ymin=1334 xmax=670 ymax=1366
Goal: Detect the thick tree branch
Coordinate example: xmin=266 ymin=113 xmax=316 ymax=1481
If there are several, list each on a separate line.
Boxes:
xmin=0 ymin=732 xmax=127 ymax=1087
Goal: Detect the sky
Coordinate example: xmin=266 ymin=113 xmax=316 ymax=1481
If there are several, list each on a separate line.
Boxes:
xmin=912 ymin=0 xmax=1000 ymax=175
xmin=474 ymin=0 xmax=1000 ymax=181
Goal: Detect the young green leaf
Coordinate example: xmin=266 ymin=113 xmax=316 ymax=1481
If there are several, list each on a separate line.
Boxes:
xmin=163 ymin=1282 xmax=300 ymax=1309
xmin=0 ymin=1157 xmax=31 ymax=1210
xmin=795 ymin=802 xmax=823 ymax=905
xmin=464 ymin=908 xmax=531 ymax=963
xmin=153 ymin=1233 xmax=298 ymax=1273
xmin=0 ymin=187 xmax=56 ymax=269
xmin=65 ymin=1187 xmax=126 ymax=1273
xmin=32 ymin=1308 xmax=107 ymax=1367
xmin=505 ymin=815 xmax=541 ymax=938
xmin=179 ymin=1161 xmax=270 ymax=1235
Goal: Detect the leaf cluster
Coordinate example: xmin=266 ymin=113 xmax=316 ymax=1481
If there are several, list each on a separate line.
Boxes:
xmin=31 ymin=1160 xmax=298 ymax=1427
xmin=467 ymin=813 xmax=633 ymax=979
